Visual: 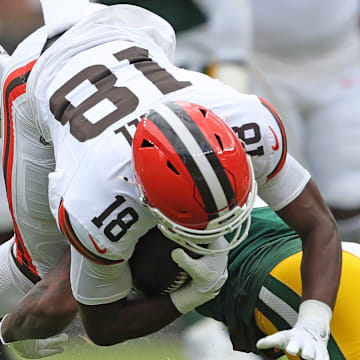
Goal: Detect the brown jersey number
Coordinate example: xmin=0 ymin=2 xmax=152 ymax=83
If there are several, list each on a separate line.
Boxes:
xmin=49 ymin=46 xmax=191 ymax=142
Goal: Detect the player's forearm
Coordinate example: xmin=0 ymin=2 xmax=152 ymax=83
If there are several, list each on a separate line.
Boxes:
xmin=2 ymin=289 xmax=75 ymax=342
xmin=277 ymin=179 xmax=342 ymax=308
xmin=300 ymin=220 xmax=341 ymax=308
xmin=78 ymin=293 xmax=181 ymax=346
xmin=2 ymin=250 xmax=77 ymax=342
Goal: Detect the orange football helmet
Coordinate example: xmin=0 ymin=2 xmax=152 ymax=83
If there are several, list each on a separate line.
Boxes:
xmin=132 ymin=101 xmax=257 ymax=255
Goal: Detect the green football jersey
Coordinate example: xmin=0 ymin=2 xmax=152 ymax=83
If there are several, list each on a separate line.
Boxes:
xmin=197 ymin=207 xmax=302 ymax=353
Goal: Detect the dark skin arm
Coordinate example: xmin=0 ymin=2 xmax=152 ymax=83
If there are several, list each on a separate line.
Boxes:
xmin=77 ymin=229 xmax=183 ymax=346
xmin=1 ymin=179 xmax=340 ymax=346
xmin=1 ymin=246 xmax=181 ymax=346
xmin=276 ymin=179 xmax=342 ymax=309
xmin=78 ymin=294 xmax=181 ymax=346
xmin=1 ymin=249 xmax=77 ymax=342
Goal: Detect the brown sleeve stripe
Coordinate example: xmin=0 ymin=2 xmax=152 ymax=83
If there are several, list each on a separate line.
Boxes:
xmin=259 ymin=97 xmax=287 ymax=180
xmin=58 ymin=199 xmax=124 ymax=265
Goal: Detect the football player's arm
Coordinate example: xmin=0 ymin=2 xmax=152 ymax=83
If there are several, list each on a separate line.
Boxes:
xmin=255 ymin=98 xmax=341 ymax=358
xmin=69 ymin=245 xmax=180 ymax=346
xmin=77 ymin=293 xmax=180 ymax=346
xmin=257 ymin=177 xmax=340 ymax=359
xmin=255 ymin=98 xmax=342 ymax=308
xmin=1 ymin=249 xmax=77 ymax=342
xmin=75 ymin=237 xmax=228 ymax=346
xmin=0 ymin=248 xmax=184 ymax=346
xmin=277 ymin=179 xmax=341 ymax=308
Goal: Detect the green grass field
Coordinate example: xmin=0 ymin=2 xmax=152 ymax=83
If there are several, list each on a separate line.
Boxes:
xmin=8 ymin=338 xmax=186 ymax=360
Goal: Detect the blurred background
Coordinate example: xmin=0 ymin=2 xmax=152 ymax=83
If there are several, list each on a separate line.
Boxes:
xmin=0 ymin=0 xmax=42 ymax=54
xmin=1 ymin=1 xmax=360 ymax=359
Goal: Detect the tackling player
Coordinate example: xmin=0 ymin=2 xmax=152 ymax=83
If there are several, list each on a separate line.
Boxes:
xmin=2 ymin=208 xmax=359 ymax=359
xmin=0 ymin=1 xmax=341 ymax=359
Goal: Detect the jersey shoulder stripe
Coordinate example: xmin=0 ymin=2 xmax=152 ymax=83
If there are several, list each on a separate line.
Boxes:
xmin=58 ymin=199 xmax=124 ymax=266
xmin=258 ymin=97 xmax=287 ymax=180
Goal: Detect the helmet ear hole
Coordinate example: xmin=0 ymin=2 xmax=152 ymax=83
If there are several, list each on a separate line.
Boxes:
xmin=167 ymin=161 xmax=180 ymax=175
xmin=141 ymin=139 xmax=154 ymax=148
xmin=214 ymin=134 xmax=224 ymax=152
xmin=199 ymin=108 xmax=207 ymax=117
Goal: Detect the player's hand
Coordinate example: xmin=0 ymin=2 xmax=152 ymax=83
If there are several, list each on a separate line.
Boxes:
xmin=8 ymin=334 xmax=69 ymax=359
xmin=257 ymin=324 xmax=329 ymax=360
xmin=256 ymin=300 xmax=332 ymax=360
xmin=171 ymin=237 xmax=228 ymax=293
xmin=169 ymin=237 xmax=228 ymax=314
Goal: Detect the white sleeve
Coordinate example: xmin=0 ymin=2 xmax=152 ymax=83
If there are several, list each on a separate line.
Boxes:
xmin=258 ymin=154 xmax=311 ymax=211
xmin=70 ymin=247 xmax=132 ymax=305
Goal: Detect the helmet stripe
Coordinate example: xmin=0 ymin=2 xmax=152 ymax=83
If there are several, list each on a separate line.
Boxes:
xmin=148 ymin=107 xmax=219 ymax=214
xmin=149 ymin=103 xmax=235 ymax=216
xmin=167 ymin=102 xmax=236 ymax=209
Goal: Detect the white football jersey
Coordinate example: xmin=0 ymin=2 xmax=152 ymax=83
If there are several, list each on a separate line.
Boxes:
xmin=2 ymin=4 xmax=310 ymax=304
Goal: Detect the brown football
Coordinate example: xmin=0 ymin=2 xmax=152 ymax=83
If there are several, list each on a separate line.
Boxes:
xmin=129 ymin=227 xmax=200 ymax=296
